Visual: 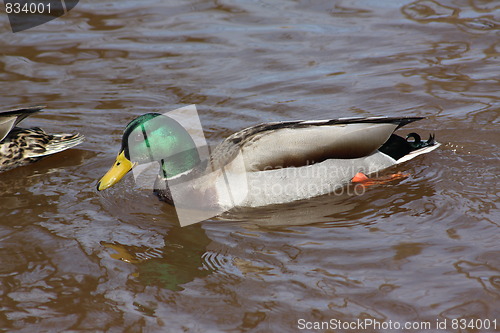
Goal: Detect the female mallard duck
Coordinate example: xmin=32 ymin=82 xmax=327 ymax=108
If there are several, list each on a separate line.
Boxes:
xmin=97 ymin=113 xmax=439 ymax=210
xmin=0 ymin=106 xmax=84 ymax=172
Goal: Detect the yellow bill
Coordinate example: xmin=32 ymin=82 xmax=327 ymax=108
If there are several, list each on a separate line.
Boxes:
xmin=97 ymin=151 xmax=136 ymax=191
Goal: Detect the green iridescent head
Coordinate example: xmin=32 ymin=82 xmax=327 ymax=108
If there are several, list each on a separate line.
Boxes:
xmin=97 ymin=113 xmax=201 ymax=191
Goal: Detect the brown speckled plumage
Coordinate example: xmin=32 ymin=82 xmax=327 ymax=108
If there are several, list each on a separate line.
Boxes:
xmin=0 ymin=106 xmax=84 ymax=172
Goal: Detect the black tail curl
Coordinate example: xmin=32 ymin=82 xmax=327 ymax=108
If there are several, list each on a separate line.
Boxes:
xmin=405 ymin=132 xmax=436 ymax=149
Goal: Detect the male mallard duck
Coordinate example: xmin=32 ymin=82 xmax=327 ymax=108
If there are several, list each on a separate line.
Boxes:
xmin=0 ymin=106 xmax=84 ymax=172
xmin=97 ymin=113 xmax=439 ymax=210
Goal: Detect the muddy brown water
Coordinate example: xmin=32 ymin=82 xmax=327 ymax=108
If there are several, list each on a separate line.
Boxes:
xmin=0 ymin=0 xmax=499 ymax=332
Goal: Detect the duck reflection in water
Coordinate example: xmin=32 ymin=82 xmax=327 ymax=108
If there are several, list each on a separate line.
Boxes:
xmin=102 ymin=224 xmax=213 ymax=291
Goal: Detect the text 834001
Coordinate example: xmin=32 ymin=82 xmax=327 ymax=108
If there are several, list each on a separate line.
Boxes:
xmin=5 ymin=1 xmax=51 ymax=14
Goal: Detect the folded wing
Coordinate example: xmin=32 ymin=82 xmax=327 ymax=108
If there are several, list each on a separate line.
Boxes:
xmin=214 ymin=117 xmax=424 ymax=171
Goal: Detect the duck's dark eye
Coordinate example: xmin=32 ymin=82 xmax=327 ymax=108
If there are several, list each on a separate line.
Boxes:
xmin=116 ymin=161 xmax=121 ymax=166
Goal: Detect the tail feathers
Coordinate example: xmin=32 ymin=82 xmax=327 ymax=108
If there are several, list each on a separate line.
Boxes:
xmin=25 ymin=133 xmax=85 ymax=158
xmin=396 ymin=139 xmax=440 ymax=164
xmin=379 ymin=132 xmax=439 ymax=162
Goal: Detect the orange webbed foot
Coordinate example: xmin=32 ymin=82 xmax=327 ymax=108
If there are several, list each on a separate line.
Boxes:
xmin=351 ymin=172 xmax=409 ymax=187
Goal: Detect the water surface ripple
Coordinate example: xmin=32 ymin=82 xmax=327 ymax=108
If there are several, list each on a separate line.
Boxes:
xmin=0 ymin=0 xmax=498 ymax=331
